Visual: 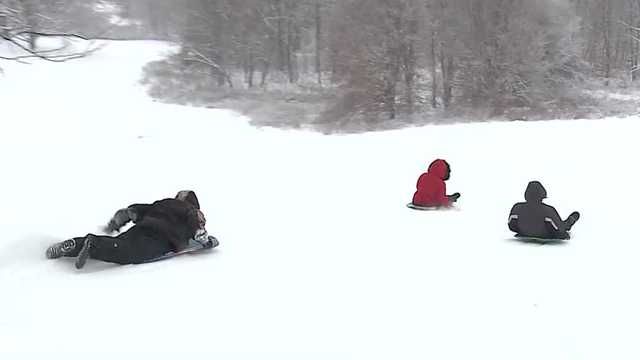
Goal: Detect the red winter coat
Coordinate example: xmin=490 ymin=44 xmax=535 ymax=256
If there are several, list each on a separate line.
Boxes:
xmin=412 ymin=159 xmax=451 ymax=207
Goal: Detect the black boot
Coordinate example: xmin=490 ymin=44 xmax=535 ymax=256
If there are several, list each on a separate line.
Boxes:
xmin=46 ymin=238 xmax=81 ymax=259
xmin=75 ymin=235 xmax=95 ymax=269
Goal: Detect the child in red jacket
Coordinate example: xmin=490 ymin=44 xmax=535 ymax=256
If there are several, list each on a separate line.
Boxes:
xmin=412 ymin=159 xmax=460 ymax=207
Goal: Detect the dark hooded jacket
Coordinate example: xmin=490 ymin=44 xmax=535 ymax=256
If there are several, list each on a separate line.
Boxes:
xmin=126 ymin=199 xmax=201 ymax=252
xmin=106 ymin=191 xmax=203 ymax=252
xmin=508 ymin=181 xmax=568 ymax=239
xmin=412 ymin=159 xmax=452 ymax=207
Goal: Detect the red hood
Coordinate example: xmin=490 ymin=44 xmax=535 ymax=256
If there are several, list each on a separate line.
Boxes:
xmin=427 ymin=159 xmax=448 ymax=180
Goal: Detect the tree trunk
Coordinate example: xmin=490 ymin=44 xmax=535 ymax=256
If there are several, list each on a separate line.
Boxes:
xmin=603 ymin=0 xmax=612 ymax=86
xmin=0 ymin=13 xmax=7 ymax=37
xmin=261 ymin=60 xmax=270 ymax=88
xmin=403 ymin=40 xmax=416 ymax=114
xmin=276 ymin=0 xmax=285 ymax=71
xmin=430 ymin=27 xmax=438 ymax=108
xmin=384 ymin=51 xmax=400 ymax=119
xmin=443 ymin=55 xmax=454 ymax=108
xmin=21 ymin=0 xmax=37 ymax=50
xmin=440 ymin=46 xmax=454 ymax=109
xmin=286 ymin=18 xmax=294 ymax=83
xmin=248 ymin=51 xmax=255 ymax=88
xmin=315 ymin=0 xmax=322 ymax=85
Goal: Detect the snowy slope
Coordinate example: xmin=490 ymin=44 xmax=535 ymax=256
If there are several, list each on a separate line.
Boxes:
xmin=1 ymin=40 xmax=640 ymax=360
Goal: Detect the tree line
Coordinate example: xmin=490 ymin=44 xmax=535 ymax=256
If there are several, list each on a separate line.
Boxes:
xmin=3 ymin=0 xmax=640 ymax=119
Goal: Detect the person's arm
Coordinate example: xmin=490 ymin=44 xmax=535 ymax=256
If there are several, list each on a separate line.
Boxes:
xmin=126 ymin=203 xmax=153 ymax=223
xmin=432 ymin=180 xmax=453 ymax=207
xmin=508 ymin=204 xmax=520 ymax=233
xmin=447 ymin=192 xmax=461 ymax=203
xmin=543 ymin=204 xmax=566 ymax=233
xmin=103 ymin=203 xmax=152 ymax=233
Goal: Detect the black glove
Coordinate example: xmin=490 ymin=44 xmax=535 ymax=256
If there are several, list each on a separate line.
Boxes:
xmin=103 ymin=208 xmax=135 ymax=233
xmin=448 ymin=192 xmax=461 ymax=202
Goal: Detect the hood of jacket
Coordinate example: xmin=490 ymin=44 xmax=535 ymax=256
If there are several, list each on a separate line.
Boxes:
xmin=427 ymin=159 xmax=449 ymax=180
xmin=524 ymin=181 xmax=547 ymax=202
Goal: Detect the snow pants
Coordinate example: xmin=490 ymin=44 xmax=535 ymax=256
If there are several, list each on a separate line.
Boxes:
xmin=67 ymin=226 xmax=172 ymax=265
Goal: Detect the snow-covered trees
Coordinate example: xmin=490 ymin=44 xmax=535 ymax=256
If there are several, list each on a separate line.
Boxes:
xmin=574 ymin=0 xmax=640 ymax=84
xmin=7 ymin=0 xmax=636 ymax=121
xmin=327 ymin=0 xmax=423 ymax=119
xmin=177 ymin=0 xmax=326 ymax=88
xmin=324 ymin=0 xmax=583 ymax=118
xmin=453 ymin=0 xmax=582 ymax=110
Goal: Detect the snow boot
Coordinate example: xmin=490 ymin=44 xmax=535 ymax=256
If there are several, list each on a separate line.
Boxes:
xmin=46 ymin=238 xmax=81 ymax=259
xmin=566 ymin=211 xmax=580 ymax=230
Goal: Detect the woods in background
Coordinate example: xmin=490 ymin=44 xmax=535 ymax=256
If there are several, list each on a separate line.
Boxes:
xmin=3 ymin=0 xmax=640 ymax=121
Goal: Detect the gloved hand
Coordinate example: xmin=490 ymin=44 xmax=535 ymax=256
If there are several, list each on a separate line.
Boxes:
xmin=103 ymin=208 xmax=134 ymax=234
xmin=448 ymin=192 xmax=461 ymax=202
xmin=206 ymin=235 xmax=219 ymax=249
xmin=193 ymin=230 xmax=219 ymax=249
xmin=194 ymin=229 xmax=209 ymax=243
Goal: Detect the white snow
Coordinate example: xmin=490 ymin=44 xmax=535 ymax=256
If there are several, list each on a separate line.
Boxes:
xmin=1 ymin=40 xmax=640 ymax=360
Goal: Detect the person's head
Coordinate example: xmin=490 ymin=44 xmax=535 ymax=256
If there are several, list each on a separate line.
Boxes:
xmin=524 ymin=181 xmax=547 ymax=203
xmin=175 ymin=190 xmax=200 ymax=209
xmin=176 ymin=190 xmax=206 ymax=229
xmin=428 ymin=159 xmax=451 ymax=181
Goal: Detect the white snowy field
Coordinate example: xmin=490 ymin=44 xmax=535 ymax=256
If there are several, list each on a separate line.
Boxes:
xmin=1 ymin=40 xmax=640 ymax=360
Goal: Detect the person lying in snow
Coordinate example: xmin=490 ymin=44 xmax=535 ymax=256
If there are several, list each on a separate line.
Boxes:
xmin=46 ymin=190 xmax=218 ymax=269
xmin=508 ymin=181 xmax=580 ymax=240
xmin=412 ymin=159 xmax=461 ymax=207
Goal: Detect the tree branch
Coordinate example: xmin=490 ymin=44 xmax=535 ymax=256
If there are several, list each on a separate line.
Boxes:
xmin=0 ymin=31 xmax=101 ymax=63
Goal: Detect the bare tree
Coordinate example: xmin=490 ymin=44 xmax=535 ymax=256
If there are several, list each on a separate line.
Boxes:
xmin=314 ymin=0 xmax=322 ymax=85
xmin=0 ymin=0 xmax=104 ymax=63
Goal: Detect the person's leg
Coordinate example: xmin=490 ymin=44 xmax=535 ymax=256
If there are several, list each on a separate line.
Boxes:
xmin=75 ymin=227 xmax=172 ymax=269
xmin=564 ymin=211 xmax=580 ymax=231
xmin=552 ymin=230 xmax=570 ymax=240
xmin=75 ymin=233 xmax=137 ymax=269
xmin=543 ymin=221 xmax=569 ymax=239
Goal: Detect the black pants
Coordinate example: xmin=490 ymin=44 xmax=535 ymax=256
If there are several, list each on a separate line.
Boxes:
xmin=543 ymin=227 xmax=570 ymax=240
xmin=516 ymin=220 xmax=571 ymax=240
xmin=510 ymin=214 xmax=578 ymax=240
xmin=545 ymin=216 xmax=579 ymax=239
xmin=67 ymin=227 xmax=173 ymax=265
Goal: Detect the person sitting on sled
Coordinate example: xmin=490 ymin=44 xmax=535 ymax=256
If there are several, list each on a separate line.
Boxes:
xmin=508 ymin=181 xmax=580 ymax=240
xmin=412 ymin=159 xmax=461 ymax=207
xmin=45 ymin=190 xmax=218 ymax=269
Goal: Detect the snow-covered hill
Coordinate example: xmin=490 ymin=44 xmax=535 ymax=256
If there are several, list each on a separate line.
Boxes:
xmin=1 ymin=40 xmax=639 ymax=360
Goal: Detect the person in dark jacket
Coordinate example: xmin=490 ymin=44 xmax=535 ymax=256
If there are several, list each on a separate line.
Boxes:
xmin=46 ymin=190 xmax=217 ymax=269
xmin=412 ymin=159 xmax=461 ymax=207
xmin=508 ymin=181 xmax=580 ymax=240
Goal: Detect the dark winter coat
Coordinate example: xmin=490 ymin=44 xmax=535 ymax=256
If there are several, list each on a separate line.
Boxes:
xmin=126 ymin=198 xmax=202 ymax=252
xmin=508 ymin=181 xmax=571 ymax=239
xmin=412 ymin=159 xmax=452 ymax=207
